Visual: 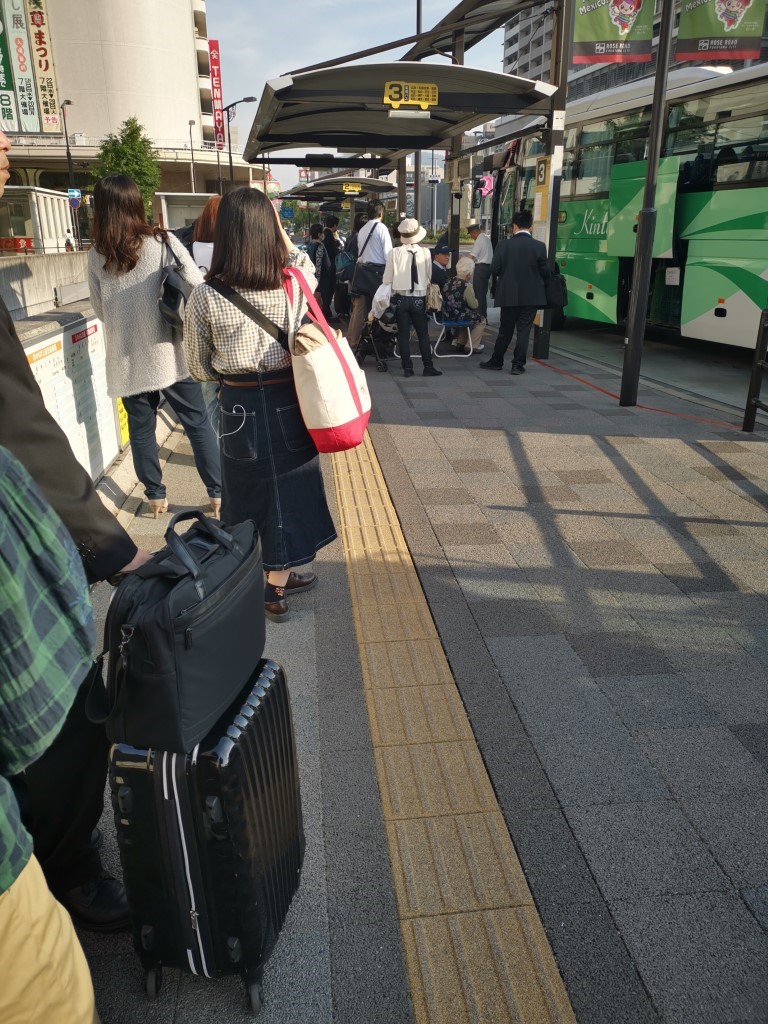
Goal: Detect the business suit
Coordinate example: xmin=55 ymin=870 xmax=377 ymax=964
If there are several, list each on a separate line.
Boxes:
xmin=1 ymin=295 xmax=135 ymax=917
xmin=486 ymin=231 xmax=549 ymax=371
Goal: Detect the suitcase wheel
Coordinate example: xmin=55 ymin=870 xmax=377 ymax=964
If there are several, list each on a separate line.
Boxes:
xmin=145 ymin=965 xmax=162 ymax=1000
xmin=247 ymin=981 xmax=264 ymax=1016
xmin=376 ymin=360 xmax=388 ymax=372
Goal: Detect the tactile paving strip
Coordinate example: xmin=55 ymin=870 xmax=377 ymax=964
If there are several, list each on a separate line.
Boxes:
xmin=332 ymin=435 xmax=577 ymax=1024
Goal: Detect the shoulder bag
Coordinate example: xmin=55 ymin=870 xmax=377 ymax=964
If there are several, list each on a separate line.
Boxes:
xmin=350 ymin=223 xmax=386 ymax=298
xmin=158 ymin=239 xmax=194 ymax=336
xmin=544 ymin=261 xmax=568 ymax=309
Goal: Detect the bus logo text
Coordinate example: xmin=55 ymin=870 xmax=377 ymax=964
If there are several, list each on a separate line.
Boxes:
xmin=573 ymin=209 xmax=608 ymax=237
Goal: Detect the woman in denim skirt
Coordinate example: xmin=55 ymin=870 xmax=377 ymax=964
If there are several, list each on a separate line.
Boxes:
xmin=183 ymin=188 xmax=336 ymax=623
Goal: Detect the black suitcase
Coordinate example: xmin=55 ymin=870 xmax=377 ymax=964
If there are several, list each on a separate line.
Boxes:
xmin=109 ymin=659 xmax=304 ymax=1015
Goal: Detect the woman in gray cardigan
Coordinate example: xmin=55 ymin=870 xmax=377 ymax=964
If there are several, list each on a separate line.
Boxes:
xmin=88 ymin=174 xmax=221 ymax=517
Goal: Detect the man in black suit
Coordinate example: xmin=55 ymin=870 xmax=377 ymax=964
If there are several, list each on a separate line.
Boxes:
xmin=0 ymin=129 xmax=151 ymax=930
xmin=480 ymin=210 xmax=549 ymax=375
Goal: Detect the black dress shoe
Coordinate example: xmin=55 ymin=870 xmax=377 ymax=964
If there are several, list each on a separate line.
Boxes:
xmin=265 ymin=582 xmax=289 ymax=623
xmin=403 ymin=368 xmax=414 ymax=378
xmin=423 ymin=366 xmax=443 ymax=377
xmin=286 ymin=570 xmax=317 ymax=593
xmin=510 ymin=365 xmax=526 ymax=375
xmin=61 ymin=874 xmax=131 ymax=933
xmin=479 ymin=359 xmax=503 ymax=370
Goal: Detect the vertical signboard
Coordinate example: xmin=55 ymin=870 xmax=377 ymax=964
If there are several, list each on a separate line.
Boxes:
xmin=0 ymin=13 xmax=19 ymax=131
xmin=573 ymin=0 xmax=654 ymax=63
xmin=2 ymin=0 xmax=40 ymax=131
xmin=676 ymin=0 xmax=767 ymax=61
xmin=25 ymin=0 xmax=59 ymax=132
xmin=208 ymin=39 xmax=225 ymax=150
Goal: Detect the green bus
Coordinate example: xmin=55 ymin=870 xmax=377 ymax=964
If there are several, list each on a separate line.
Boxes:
xmin=492 ymin=64 xmax=768 ymax=348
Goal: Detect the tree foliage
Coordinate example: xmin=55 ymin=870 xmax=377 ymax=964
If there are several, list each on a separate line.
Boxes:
xmin=92 ymin=117 xmax=161 ymax=218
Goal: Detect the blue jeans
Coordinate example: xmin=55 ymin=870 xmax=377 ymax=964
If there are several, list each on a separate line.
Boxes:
xmin=121 ymin=378 xmax=222 ymax=500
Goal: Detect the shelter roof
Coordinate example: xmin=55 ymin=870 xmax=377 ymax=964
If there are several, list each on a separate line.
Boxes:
xmin=243 ymin=62 xmax=555 ymax=165
xmin=277 ymin=175 xmax=396 ymax=202
xmin=401 ymin=0 xmax=532 ymax=61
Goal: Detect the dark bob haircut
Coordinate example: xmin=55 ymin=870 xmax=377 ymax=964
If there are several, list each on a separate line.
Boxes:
xmin=207 ymin=187 xmax=286 ymax=290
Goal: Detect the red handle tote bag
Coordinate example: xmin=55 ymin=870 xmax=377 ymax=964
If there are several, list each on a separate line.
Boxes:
xmin=284 ymin=267 xmax=371 ymax=453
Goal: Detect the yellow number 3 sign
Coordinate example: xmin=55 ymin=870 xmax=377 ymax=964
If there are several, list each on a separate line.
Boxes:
xmin=383 ymin=81 xmax=438 ymax=111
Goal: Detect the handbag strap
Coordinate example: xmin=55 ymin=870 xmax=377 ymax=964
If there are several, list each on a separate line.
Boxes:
xmin=284 ymin=268 xmax=364 ymax=419
xmin=206 ymin=279 xmax=290 ymax=352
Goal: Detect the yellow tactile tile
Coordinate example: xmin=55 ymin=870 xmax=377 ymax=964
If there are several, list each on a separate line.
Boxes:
xmin=386 ymin=813 xmax=532 ymax=918
xmin=330 ymin=439 xmax=576 ymax=1024
xmin=366 ymin=685 xmax=473 ymax=747
xmin=359 ymin=639 xmax=457 ymax=690
xmin=375 ymin=741 xmax=498 ymax=820
xmin=402 ymin=910 xmax=577 ymax=1024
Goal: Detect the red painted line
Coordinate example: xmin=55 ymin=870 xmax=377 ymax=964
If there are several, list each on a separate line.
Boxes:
xmin=531 ymin=358 xmax=740 ymax=431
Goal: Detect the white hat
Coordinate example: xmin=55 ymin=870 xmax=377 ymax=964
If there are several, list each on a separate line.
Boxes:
xmin=397 ymin=217 xmax=427 ymax=244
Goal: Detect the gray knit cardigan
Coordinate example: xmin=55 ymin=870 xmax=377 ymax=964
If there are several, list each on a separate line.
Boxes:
xmin=87 ymin=233 xmax=204 ymax=399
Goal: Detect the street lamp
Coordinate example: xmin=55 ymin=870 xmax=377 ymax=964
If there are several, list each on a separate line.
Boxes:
xmin=188 ymin=119 xmax=197 ymax=193
xmin=60 ymin=99 xmax=74 ymax=190
xmin=224 ymin=96 xmax=257 ymax=187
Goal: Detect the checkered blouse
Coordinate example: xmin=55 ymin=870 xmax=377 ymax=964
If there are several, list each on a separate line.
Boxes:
xmin=183 ymin=249 xmax=318 ymax=379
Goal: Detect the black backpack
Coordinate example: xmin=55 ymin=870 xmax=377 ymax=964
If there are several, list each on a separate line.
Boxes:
xmin=86 ymin=511 xmax=265 ymax=752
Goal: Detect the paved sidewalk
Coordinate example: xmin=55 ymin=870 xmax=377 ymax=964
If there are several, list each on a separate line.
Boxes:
xmin=83 ymin=343 xmax=768 ymax=1024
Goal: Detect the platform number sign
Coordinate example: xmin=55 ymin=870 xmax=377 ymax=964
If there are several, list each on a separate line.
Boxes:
xmin=383 ymin=81 xmax=438 ymax=111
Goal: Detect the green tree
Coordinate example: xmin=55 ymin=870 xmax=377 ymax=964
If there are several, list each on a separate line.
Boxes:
xmin=91 ymin=117 xmax=161 ymax=218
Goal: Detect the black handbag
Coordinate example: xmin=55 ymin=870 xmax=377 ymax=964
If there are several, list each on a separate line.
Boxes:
xmin=158 ymin=239 xmax=194 ymax=334
xmin=544 ymin=261 xmax=568 ymax=309
xmin=350 ymin=223 xmax=386 ymax=297
xmin=86 ymin=511 xmax=265 ymax=752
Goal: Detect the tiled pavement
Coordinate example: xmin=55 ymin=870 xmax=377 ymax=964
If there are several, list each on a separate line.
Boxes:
xmin=86 ymin=341 xmax=768 ymax=1023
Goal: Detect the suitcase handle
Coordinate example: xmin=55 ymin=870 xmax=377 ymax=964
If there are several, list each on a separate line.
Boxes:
xmin=163 ymin=511 xmax=236 ymax=580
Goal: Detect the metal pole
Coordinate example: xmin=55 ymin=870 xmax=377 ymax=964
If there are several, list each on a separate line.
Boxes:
xmin=188 ymin=121 xmax=197 ymax=193
xmin=413 ymin=0 xmax=422 ymax=226
xmin=533 ymin=0 xmax=572 ymax=359
xmin=216 ymin=146 xmax=222 ymax=195
xmin=620 ymin=0 xmax=676 ymax=406
xmin=397 ymin=156 xmax=407 ymax=219
xmin=448 ymin=30 xmax=465 ymax=270
xmin=227 ymin=106 xmax=235 ymax=186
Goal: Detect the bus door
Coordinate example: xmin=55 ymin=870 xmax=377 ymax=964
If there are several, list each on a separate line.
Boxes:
xmin=606 ymin=156 xmax=680 ymax=327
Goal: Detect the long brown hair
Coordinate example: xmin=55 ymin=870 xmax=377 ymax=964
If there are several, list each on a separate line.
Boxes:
xmin=207 ymin=187 xmax=285 ymax=290
xmin=193 ymin=194 xmax=222 ymax=243
xmin=91 ymin=174 xmax=165 ymax=273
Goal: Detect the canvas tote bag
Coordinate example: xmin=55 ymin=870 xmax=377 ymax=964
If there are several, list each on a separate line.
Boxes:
xmin=283 ymin=267 xmax=371 ymax=453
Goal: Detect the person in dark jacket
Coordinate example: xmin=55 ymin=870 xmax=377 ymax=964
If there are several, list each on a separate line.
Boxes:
xmin=307 ymin=222 xmax=332 ymax=308
xmin=0 ymin=129 xmax=151 ymax=932
xmin=480 ymin=210 xmax=549 ymax=374
xmin=323 ymin=215 xmax=342 ymax=319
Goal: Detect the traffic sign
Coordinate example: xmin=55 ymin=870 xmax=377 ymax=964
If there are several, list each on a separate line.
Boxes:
xmin=67 ymin=188 xmax=81 ymax=198
xmin=427 ymin=176 xmax=440 ymax=184
xmin=69 ymin=197 xmax=81 ymax=209
xmin=282 ymin=206 xmax=294 ymax=219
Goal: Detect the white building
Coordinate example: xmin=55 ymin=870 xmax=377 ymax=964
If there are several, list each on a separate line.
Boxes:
xmin=5 ymin=0 xmax=259 ymax=197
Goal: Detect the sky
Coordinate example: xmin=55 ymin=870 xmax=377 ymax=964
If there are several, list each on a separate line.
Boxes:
xmin=206 ymin=0 xmax=506 ymax=188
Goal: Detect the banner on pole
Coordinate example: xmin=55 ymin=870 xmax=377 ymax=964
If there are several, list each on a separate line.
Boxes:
xmin=676 ymin=0 xmax=766 ymax=62
xmin=208 ymin=39 xmax=225 ymax=151
xmin=0 ymin=13 xmax=19 ymax=131
xmin=25 ymin=0 xmax=60 ymax=132
xmin=2 ymin=0 xmax=40 ymax=132
xmin=573 ymin=0 xmax=654 ymax=64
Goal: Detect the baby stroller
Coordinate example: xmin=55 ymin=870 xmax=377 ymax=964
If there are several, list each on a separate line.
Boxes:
xmin=355 ymin=303 xmax=398 ymax=372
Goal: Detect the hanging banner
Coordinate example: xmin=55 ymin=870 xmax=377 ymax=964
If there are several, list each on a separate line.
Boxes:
xmin=572 ymin=0 xmax=654 ymax=64
xmin=676 ymin=0 xmax=767 ymax=61
xmin=25 ymin=0 xmax=59 ymax=132
xmin=2 ymin=0 xmax=40 ymax=132
xmin=208 ymin=38 xmax=225 ymax=151
xmin=0 ymin=13 xmax=19 ymax=131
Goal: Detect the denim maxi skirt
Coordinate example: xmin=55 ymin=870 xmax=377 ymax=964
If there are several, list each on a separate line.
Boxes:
xmin=218 ymin=370 xmax=337 ymax=571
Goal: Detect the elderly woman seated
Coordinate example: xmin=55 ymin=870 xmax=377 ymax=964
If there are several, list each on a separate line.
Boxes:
xmin=441 ymin=256 xmax=486 ymax=352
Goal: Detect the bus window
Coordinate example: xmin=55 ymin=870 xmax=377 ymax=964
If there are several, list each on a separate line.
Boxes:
xmin=615 ymin=138 xmax=646 ymax=163
xmin=573 ymin=144 xmax=613 ymax=196
xmin=580 ymin=120 xmax=614 ymax=145
xmin=714 ymin=116 xmax=768 ymax=183
xmin=561 ymin=151 xmax=576 ymax=198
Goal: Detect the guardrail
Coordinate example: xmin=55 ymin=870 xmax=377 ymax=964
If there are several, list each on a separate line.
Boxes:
xmin=9 ymin=134 xmax=241 ymax=156
xmin=742 ymin=307 xmax=768 ymax=432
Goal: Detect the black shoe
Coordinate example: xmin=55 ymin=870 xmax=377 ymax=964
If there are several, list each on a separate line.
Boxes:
xmin=286 ymin=570 xmax=317 ymax=594
xmin=61 ymin=874 xmax=131 ymax=933
xmin=479 ymin=360 xmax=503 ymax=370
xmin=510 ymin=365 xmax=526 ymax=375
xmin=403 ymin=368 xmax=414 ymax=378
xmin=423 ymin=366 xmax=443 ymax=377
xmin=265 ymin=582 xmax=289 ymax=623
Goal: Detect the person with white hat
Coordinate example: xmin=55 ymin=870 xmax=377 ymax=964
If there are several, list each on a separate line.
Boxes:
xmin=382 ymin=218 xmax=442 ymax=378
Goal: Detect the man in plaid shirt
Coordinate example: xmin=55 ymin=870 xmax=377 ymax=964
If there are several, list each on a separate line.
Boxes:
xmin=0 ymin=447 xmax=100 ymax=1022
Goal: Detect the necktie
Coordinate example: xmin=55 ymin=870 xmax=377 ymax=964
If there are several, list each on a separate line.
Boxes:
xmin=410 ymin=251 xmax=418 ymax=292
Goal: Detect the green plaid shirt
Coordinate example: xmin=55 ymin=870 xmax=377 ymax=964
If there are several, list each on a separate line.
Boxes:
xmin=0 ymin=447 xmax=94 ymax=894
